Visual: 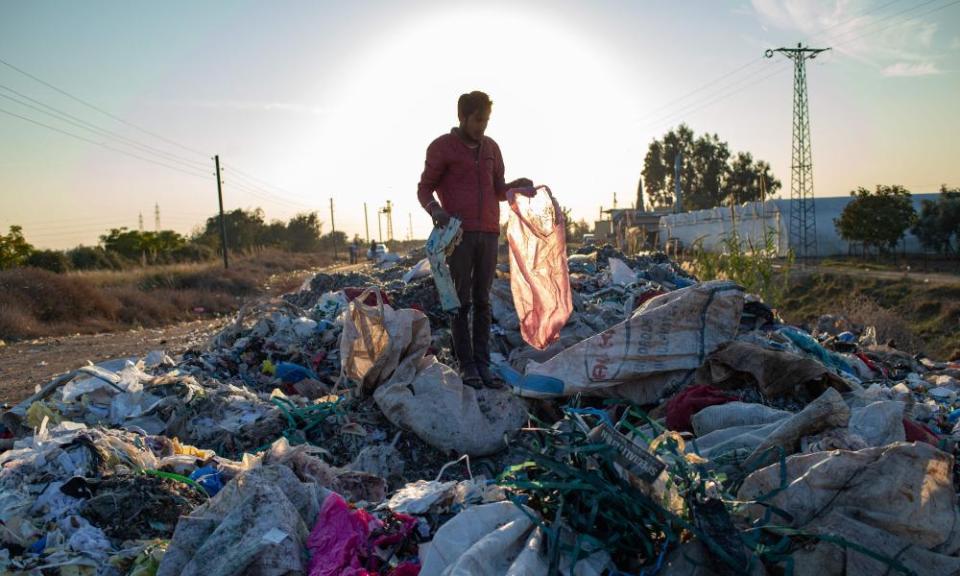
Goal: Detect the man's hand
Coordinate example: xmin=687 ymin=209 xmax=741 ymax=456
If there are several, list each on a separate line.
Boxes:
xmin=507 ymin=178 xmax=534 ymax=190
xmin=431 ymin=206 xmax=451 ymax=228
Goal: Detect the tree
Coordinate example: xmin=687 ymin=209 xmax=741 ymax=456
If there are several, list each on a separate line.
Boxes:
xmin=835 ymin=185 xmax=917 ymax=255
xmin=25 ymin=249 xmax=71 ymax=273
xmin=641 ymin=124 xmax=781 ymax=210
xmin=286 ymin=212 xmax=324 ymax=252
xmin=642 ymin=140 xmax=671 ymax=208
xmin=68 ymin=245 xmax=128 ymax=270
xmin=197 ymin=208 xmax=270 ymax=253
xmin=911 ymin=185 xmax=960 ymax=254
xmin=0 ymin=226 xmax=33 ymax=269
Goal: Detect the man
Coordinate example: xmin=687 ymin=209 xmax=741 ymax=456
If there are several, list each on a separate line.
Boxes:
xmin=417 ymin=91 xmax=533 ymax=388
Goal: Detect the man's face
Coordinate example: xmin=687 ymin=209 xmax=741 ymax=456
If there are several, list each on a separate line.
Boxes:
xmin=460 ymin=107 xmax=490 ymax=142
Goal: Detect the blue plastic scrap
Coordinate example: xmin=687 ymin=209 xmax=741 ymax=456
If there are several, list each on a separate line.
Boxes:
xmin=275 ymin=362 xmax=319 ymax=384
xmin=189 ymin=465 xmax=223 ymax=497
xmin=496 ymin=364 xmax=565 ymax=396
xmin=426 ymin=217 xmax=463 ymax=313
xmin=779 ymin=326 xmax=855 ymax=376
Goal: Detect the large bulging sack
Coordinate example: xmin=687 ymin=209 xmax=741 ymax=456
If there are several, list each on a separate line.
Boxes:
xmin=738 ymin=442 xmax=960 ymax=554
xmin=518 ymin=281 xmax=743 ymax=403
xmin=506 ymin=185 xmax=573 ymax=350
xmin=374 ymin=355 xmax=528 ymax=457
xmin=365 ymin=306 xmax=527 ymax=456
xmin=339 ymin=288 xmax=431 ymax=395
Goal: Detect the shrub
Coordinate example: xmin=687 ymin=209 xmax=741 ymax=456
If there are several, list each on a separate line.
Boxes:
xmin=25 ymin=249 xmax=72 ymax=273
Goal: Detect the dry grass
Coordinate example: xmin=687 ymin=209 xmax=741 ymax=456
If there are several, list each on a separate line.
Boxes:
xmin=0 ymin=249 xmax=336 ymax=341
xmin=781 ymin=271 xmax=960 ymax=359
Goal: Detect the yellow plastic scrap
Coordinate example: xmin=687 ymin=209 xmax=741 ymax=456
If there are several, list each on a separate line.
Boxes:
xmin=261 ymin=359 xmax=276 ymax=375
xmin=649 ymin=430 xmax=709 ymax=465
xmin=171 ymin=437 xmax=214 ymax=460
xmin=26 ymin=401 xmax=62 ymax=428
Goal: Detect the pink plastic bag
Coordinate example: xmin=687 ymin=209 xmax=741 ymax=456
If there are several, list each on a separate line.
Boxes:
xmin=308 ymin=493 xmax=420 ymax=576
xmin=506 ymin=185 xmax=573 ymax=350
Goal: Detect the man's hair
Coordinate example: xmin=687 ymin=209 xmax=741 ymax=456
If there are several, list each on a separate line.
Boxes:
xmin=458 ymin=91 xmax=493 ymax=120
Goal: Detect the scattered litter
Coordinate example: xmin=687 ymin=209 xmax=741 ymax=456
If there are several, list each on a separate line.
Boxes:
xmin=4 ymin=237 xmax=960 ymax=576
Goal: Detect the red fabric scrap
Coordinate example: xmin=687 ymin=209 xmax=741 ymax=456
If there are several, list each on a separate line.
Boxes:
xmin=343 ymin=287 xmax=391 ymax=307
xmin=903 ymin=418 xmax=939 ymax=445
xmin=665 ymin=385 xmax=736 ymax=433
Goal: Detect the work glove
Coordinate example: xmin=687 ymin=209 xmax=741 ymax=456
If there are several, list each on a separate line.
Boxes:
xmin=431 ymin=206 xmax=451 ymax=228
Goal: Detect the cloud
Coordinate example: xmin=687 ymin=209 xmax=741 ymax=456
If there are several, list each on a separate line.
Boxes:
xmin=951 ymin=37 xmax=960 ymax=50
xmin=881 ymin=62 xmax=942 ymax=77
xmin=749 ymin=1 xmax=944 ymax=71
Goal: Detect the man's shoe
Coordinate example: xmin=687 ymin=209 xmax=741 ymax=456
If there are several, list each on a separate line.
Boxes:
xmin=477 ymin=364 xmax=504 ymax=389
xmin=460 ymin=364 xmax=482 ymax=389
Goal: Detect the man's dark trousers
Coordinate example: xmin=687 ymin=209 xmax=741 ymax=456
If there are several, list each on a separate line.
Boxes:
xmin=447 ymin=232 xmax=498 ymax=370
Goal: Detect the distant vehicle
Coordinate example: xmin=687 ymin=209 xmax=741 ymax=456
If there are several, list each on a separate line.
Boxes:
xmin=367 ymin=243 xmax=389 ymax=260
xmin=581 ymin=233 xmax=596 ymax=245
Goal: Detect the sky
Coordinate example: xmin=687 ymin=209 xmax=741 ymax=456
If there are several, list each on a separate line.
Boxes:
xmin=1 ymin=0 xmax=958 ymax=249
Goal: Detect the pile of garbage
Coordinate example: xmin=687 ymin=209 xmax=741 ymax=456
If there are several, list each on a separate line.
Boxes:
xmin=3 ymin=237 xmax=960 ymax=575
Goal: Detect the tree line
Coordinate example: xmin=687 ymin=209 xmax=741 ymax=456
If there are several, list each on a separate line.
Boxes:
xmin=835 ymin=184 xmax=960 ymax=256
xmin=0 ymin=208 xmax=348 ymax=273
xmin=641 ymin=124 xmax=782 ymax=211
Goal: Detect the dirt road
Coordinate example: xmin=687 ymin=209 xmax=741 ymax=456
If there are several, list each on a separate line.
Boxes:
xmin=805 ymin=263 xmax=960 ymax=285
xmin=0 ymin=318 xmax=228 ymax=407
xmin=0 ymin=261 xmax=371 ymax=408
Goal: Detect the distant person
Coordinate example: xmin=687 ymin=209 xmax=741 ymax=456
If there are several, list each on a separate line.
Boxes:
xmin=348 ymin=243 xmax=357 ymax=264
xmin=417 ymin=90 xmax=534 ymax=388
xmin=369 ymin=239 xmax=377 ymax=260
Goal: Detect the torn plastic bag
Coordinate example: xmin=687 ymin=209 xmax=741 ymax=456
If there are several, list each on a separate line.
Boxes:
xmin=848 ymin=400 xmax=905 ymax=447
xmin=515 ymin=281 xmax=743 ymax=403
xmin=339 ymin=287 xmax=431 ymax=395
xmin=402 ymin=257 xmax=432 ymax=283
xmin=426 ymin=216 xmax=463 ymax=313
xmin=157 ymin=465 xmax=325 ymax=576
xmin=694 ymin=340 xmax=854 ymax=399
xmin=419 ymin=501 xmax=609 ymax=576
xmin=607 ymin=257 xmax=636 ymax=286
xmin=506 ymin=185 xmax=573 ymax=350
xmin=691 ymin=402 xmax=791 ymax=437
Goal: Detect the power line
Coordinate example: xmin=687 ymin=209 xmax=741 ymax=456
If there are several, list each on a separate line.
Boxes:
xmin=221 ymin=163 xmax=312 ymax=207
xmin=0 ymin=56 xmax=210 ymax=159
xmin=634 ymin=0 xmax=917 ymax=128
xmin=829 ymin=0 xmax=960 ymax=49
xmin=638 ymin=61 xmax=783 ymax=132
xmin=0 ymin=104 xmax=213 ymax=179
xmin=0 ymin=83 xmax=211 ymax=172
xmin=635 ymin=58 xmax=766 ymax=124
xmin=807 ymin=0 xmax=905 ymax=41
xmin=0 ymin=58 xmax=317 ymax=209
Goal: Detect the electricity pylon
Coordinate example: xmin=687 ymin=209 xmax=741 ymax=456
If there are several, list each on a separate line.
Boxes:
xmin=766 ymin=43 xmax=829 ymax=259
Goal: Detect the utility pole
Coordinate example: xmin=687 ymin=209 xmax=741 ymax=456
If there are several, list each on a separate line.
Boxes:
xmin=377 ymin=211 xmax=383 ymax=243
xmin=766 ymin=43 xmax=829 ymax=259
xmin=154 ymin=203 xmax=160 ymax=231
xmin=214 ymin=155 xmax=229 ymax=269
xmin=138 ymin=212 xmax=144 ymax=233
xmin=363 ymin=203 xmax=370 ymax=243
xmin=408 ymin=212 xmax=413 ymax=241
xmin=329 ymin=198 xmax=338 ymax=260
xmin=674 ymin=151 xmax=683 ymax=214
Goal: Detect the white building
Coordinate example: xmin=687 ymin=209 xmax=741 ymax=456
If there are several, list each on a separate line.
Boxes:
xmin=658 ymin=193 xmax=939 ymax=257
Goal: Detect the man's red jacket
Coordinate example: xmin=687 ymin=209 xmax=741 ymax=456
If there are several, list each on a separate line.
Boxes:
xmin=417 ymin=129 xmax=508 ymax=234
